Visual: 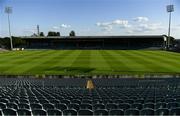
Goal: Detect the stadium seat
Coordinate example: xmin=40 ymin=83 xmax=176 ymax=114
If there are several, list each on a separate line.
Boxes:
xmin=80 ymin=103 xmax=92 ymax=110
xmin=3 ymin=108 xmax=17 ymax=115
xmin=17 ymin=109 xmax=32 ymax=116
xmin=155 ymin=102 xmax=167 ymax=109
xmin=131 ymin=103 xmax=143 ymax=110
xmin=94 ymin=109 xmax=109 ymax=115
xmin=0 ymin=102 xmax=6 ymax=109
xmin=78 ymin=109 xmax=93 ymax=115
xmin=68 ymin=103 xmax=80 ymax=111
xmin=170 ymin=108 xmax=180 ymax=115
xmin=6 ymin=103 xmax=19 ymax=110
xmin=155 ymin=108 xmax=169 ymax=115
xmin=63 ymin=109 xmax=77 ymax=116
xmin=109 ymin=109 xmax=124 ymax=115
xmin=140 ymin=108 xmax=154 ymax=115
xmin=167 ymin=102 xmax=179 ymax=109
xmin=118 ymin=103 xmax=131 ymax=110
xmin=47 ymin=109 xmax=62 ymax=116
xmin=106 ymin=103 xmax=118 ymax=110
xmin=55 ymin=103 xmax=67 ymax=111
xmin=143 ymin=103 xmax=154 ymax=109
xmin=125 ymin=109 xmax=139 ymax=115
xmin=32 ymin=109 xmax=47 ymax=116
xmin=43 ymin=103 xmax=55 ymax=110
xmin=18 ymin=103 xmax=30 ymax=109
xmin=93 ymin=104 xmax=105 ymax=110
xmin=30 ymin=103 xmax=43 ymax=110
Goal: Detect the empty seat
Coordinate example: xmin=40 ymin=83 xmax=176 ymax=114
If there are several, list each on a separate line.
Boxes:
xmin=55 ymin=103 xmax=67 ymax=111
xmin=94 ymin=109 xmax=108 ymax=115
xmin=106 ymin=103 xmax=118 ymax=110
xmin=32 ymin=109 xmax=47 ymax=116
xmin=113 ymin=99 xmax=124 ymax=104
xmin=170 ymin=108 xmax=180 ymax=115
xmin=140 ymin=108 xmax=154 ymax=115
xmin=63 ymin=109 xmax=77 ymax=116
xmin=155 ymin=102 xmax=167 ymax=109
xmin=18 ymin=103 xmax=30 ymax=109
xmin=155 ymin=108 xmax=169 ymax=115
xmin=93 ymin=104 xmax=105 ymax=110
xmin=30 ymin=103 xmax=43 ymax=110
xmin=49 ymin=99 xmax=60 ymax=104
xmin=80 ymin=103 xmax=92 ymax=110
xmin=0 ymin=102 xmax=6 ymax=109
xmin=131 ymin=103 xmax=143 ymax=110
xmin=82 ymin=100 xmax=92 ymax=104
xmin=61 ymin=99 xmax=71 ymax=105
xmin=3 ymin=108 xmax=17 ymax=115
xmin=78 ymin=109 xmax=93 ymax=115
xmin=125 ymin=109 xmax=139 ymax=115
xmin=0 ymin=99 xmax=9 ymax=104
xmin=71 ymin=99 xmax=81 ymax=105
xmin=143 ymin=103 xmax=154 ymax=109
xmin=47 ymin=109 xmax=62 ymax=116
xmin=7 ymin=103 xmax=19 ymax=110
xmin=17 ymin=109 xmax=32 ymax=116
xmin=68 ymin=103 xmax=80 ymax=111
xmin=109 ymin=109 xmax=124 ymax=115
xmin=43 ymin=103 xmax=55 ymax=110
xmin=167 ymin=102 xmax=179 ymax=109
xmin=118 ymin=103 xmax=131 ymax=110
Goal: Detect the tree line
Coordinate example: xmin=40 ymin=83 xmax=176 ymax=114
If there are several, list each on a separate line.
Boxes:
xmin=36 ymin=30 xmax=76 ymax=37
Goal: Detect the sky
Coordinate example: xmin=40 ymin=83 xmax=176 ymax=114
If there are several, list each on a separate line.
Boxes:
xmin=0 ymin=0 xmax=180 ymax=38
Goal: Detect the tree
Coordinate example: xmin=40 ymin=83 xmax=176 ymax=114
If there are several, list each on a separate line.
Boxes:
xmin=69 ymin=30 xmax=75 ymax=36
xmin=40 ymin=32 xmax=44 ymax=36
xmin=48 ymin=31 xmax=60 ymax=36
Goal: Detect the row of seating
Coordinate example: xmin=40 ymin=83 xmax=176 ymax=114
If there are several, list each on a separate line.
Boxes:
xmin=0 ymin=107 xmax=180 ymax=115
xmin=0 ymin=77 xmax=179 ymax=116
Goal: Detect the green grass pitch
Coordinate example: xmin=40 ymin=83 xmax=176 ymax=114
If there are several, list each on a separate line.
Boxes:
xmin=0 ymin=50 xmax=180 ymax=75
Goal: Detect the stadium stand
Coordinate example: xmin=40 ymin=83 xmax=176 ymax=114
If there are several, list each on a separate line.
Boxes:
xmin=21 ymin=35 xmax=167 ymax=50
xmin=0 ymin=77 xmax=180 ymax=115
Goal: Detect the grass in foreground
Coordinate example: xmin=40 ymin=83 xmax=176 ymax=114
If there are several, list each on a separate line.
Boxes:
xmin=0 ymin=50 xmax=180 ymax=75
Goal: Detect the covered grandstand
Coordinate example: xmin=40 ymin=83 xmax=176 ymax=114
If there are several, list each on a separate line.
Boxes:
xmin=22 ymin=35 xmax=168 ymax=50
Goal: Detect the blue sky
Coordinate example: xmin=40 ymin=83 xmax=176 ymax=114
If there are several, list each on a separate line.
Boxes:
xmin=0 ymin=0 xmax=180 ymax=38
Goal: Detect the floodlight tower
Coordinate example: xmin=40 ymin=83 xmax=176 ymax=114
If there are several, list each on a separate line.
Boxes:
xmin=5 ymin=6 xmax=13 ymax=50
xmin=166 ymin=4 xmax=174 ymax=50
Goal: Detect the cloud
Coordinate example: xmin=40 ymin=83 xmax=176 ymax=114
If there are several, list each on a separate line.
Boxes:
xmin=52 ymin=26 xmax=60 ymax=30
xmin=133 ymin=17 xmax=149 ymax=23
xmin=61 ymin=24 xmax=71 ymax=28
xmin=96 ymin=19 xmax=130 ymax=31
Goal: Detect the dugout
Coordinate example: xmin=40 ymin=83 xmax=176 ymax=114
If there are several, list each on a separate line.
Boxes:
xmin=22 ymin=35 xmax=168 ymax=50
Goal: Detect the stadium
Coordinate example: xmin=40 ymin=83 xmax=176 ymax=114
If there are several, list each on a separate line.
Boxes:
xmin=0 ymin=0 xmax=180 ymax=116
